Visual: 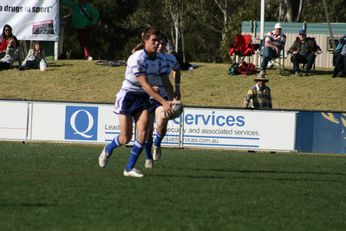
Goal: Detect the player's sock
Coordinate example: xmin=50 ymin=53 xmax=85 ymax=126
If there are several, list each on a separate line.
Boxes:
xmin=154 ymin=130 xmax=164 ymax=147
xmin=125 ymin=140 xmax=144 ymax=171
xmin=105 ymin=135 xmax=120 ymax=155
xmin=144 ymin=141 xmax=153 ymax=160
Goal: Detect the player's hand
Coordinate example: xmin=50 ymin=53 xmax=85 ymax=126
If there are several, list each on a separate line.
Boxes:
xmin=162 ymin=101 xmax=174 ymax=116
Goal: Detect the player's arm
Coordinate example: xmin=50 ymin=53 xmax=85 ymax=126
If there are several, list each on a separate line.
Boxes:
xmin=161 ymin=74 xmax=174 ymax=100
xmin=137 ymin=75 xmax=173 ymax=113
xmin=172 ymin=69 xmax=181 ymax=100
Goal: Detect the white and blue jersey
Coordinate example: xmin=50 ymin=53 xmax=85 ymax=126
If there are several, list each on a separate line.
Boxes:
xmin=114 ymin=49 xmax=165 ymax=116
xmin=120 ymin=49 xmax=166 ymax=93
xmin=162 ymin=53 xmax=180 ymax=75
xmin=148 ymin=52 xmax=180 ymax=112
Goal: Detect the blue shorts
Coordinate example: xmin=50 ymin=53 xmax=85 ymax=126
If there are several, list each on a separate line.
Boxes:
xmin=113 ymin=90 xmax=150 ymax=117
xmin=148 ymin=96 xmax=168 ymax=113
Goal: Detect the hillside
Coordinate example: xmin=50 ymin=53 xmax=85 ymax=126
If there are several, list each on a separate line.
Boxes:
xmin=0 ymin=60 xmax=345 ymax=111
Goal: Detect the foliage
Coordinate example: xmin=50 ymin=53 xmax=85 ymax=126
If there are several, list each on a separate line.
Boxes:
xmin=60 ymin=0 xmax=346 ymax=62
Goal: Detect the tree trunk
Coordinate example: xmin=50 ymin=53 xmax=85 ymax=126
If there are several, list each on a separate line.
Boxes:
xmin=285 ymin=0 xmax=293 ymax=22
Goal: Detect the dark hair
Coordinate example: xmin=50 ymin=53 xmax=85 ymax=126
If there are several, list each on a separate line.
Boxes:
xmin=142 ymin=27 xmax=160 ymax=41
xmin=9 ymin=36 xmax=18 ymax=48
xmin=159 ymin=33 xmax=168 ymax=43
xmin=2 ymin=24 xmax=13 ymax=38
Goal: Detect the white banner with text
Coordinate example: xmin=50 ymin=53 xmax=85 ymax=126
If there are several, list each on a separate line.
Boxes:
xmin=0 ymin=100 xmax=297 ymax=151
xmin=0 ymin=0 xmax=59 ymax=41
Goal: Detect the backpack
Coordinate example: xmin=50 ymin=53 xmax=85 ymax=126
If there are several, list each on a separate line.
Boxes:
xmin=238 ymin=61 xmax=257 ymax=75
xmin=228 ymin=62 xmax=240 ymax=75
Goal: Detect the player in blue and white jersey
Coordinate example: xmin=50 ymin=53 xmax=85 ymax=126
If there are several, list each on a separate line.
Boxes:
xmin=98 ymin=27 xmax=173 ymax=178
xmin=144 ymin=34 xmax=181 ymax=168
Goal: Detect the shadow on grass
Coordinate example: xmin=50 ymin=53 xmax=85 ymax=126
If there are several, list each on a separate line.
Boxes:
xmin=0 ymin=202 xmax=56 ymax=207
xmin=48 ymin=62 xmax=73 ymax=67
xmin=153 ymin=167 xmax=346 ymax=182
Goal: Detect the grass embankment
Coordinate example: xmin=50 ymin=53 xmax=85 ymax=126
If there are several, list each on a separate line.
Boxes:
xmin=0 ymin=60 xmax=345 ymax=111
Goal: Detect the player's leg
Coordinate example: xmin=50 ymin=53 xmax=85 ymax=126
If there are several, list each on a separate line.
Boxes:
xmin=99 ymin=114 xmax=132 ymax=168
xmin=124 ymin=109 xmax=149 ymax=177
xmin=144 ymin=111 xmax=155 ymax=168
xmin=99 ymin=90 xmax=134 ymax=168
xmin=152 ymin=106 xmax=169 ymax=161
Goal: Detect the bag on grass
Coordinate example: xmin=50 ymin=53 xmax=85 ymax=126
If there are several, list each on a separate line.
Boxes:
xmin=228 ymin=62 xmax=240 ymax=75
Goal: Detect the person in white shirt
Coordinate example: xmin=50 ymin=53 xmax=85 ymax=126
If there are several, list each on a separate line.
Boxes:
xmin=98 ymin=27 xmax=173 ymax=178
xmin=258 ymin=23 xmax=286 ymax=77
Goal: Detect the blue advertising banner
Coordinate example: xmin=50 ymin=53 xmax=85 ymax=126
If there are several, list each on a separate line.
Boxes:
xmin=65 ymin=106 xmax=98 ymax=141
xmin=296 ymin=112 xmax=346 ymax=154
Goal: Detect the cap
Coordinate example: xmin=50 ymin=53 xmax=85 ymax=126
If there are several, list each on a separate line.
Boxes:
xmin=299 ymin=29 xmax=306 ymax=35
xmin=274 ymin=23 xmax=282 ymax=29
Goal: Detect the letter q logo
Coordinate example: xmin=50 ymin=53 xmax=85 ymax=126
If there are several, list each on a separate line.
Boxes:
xmin=65 ymin=106 xmax=98 ymax=141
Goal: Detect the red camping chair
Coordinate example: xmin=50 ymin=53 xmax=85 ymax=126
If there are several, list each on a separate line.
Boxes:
xmin=228 ymin=34 xmax=257 ymax=62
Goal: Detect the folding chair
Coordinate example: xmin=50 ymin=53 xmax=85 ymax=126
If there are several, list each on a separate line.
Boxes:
xmin=259 ymin=46 xmax=290 ymax=76
xmin=228 ymin=34 xmax=257 ymax=63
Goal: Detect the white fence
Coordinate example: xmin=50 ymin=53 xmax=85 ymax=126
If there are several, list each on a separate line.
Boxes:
xmin=0 ymin=100 xmax=297 ymax=152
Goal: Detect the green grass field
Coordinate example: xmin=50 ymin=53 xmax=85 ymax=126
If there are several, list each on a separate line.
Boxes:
xmin=1 ymin=142 xmax=345 ymax=231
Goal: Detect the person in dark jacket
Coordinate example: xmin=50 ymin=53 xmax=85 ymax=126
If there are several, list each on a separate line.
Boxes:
xmin=288 ymin=29 xmax=322 ymax=76
xmin=332 ymin=35 xmax=346 ymax=77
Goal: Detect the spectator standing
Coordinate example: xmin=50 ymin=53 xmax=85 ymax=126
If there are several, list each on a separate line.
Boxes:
xmin=243 ymin=76 xmax=272 ymax=109
xmin=258 ymin=23 xmax=286 ymax=78
xmin=98 ymin=27 xmax=173 ymax=178
xmin=62 ymin=0 xmax=99 ymax=60
xmin=18 ymin=41 xmax=46 ymax=70
xmin=333 ymin=35 xmax=346 ymax=77
xmin=0 ymin=24 xmax=16 ymax=58
xmin=288 ymin=29 xmax=322 ymax=76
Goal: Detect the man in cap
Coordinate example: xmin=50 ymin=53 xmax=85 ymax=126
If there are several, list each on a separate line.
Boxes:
xmin=258 ymin=23 xmax=286 ymax=78
xmin=243 ymin=76 xmax=272 ymax=109
xmin=288 ymin=29 xmax=322 ymax=76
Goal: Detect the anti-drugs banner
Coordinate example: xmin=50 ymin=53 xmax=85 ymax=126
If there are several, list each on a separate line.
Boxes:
xmin=0 ymin=0 xmax=59 ymax=41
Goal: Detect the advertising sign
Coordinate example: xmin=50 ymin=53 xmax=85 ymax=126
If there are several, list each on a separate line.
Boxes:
xmin=178 ymin=108 xmax=297 ymax=151
xmin=296 ymin=112 xmax=346 ymax=154
xmin=0 ymin=0 xmax=59 ymax=41
xmin=0 ymin=101 xmax=28 ymax=140
xmin=65 ymin=106 xmax=99 ymax=141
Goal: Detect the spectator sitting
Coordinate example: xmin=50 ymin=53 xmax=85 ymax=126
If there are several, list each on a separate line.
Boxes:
xmin=19 ymin=41 xmax=46 ymax=71
xmin=243 ymin=76 xmax=272 ymax=109
xmin=333 ymin=35 xmax=346 ymax=77
xmin=288 ymin=29 xmax=322 ymax=76
xmin=0 ymin=37 xmax=20 ymax=70
xmin=258 ymin=23 xmax=286 ymax=78
xmin=168 ymin=44 xmax=195 ymax=71
xmin=0 ymin=24 xmax=16 ymax=59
